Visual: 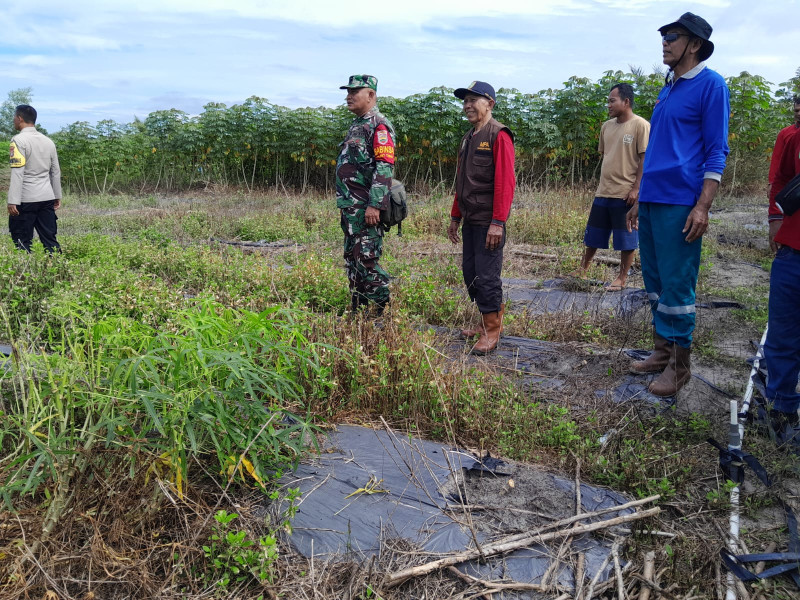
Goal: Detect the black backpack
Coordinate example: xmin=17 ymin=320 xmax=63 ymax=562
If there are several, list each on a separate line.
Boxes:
xmin=380 ymin=179 xmax=408 ymax=235
xmin=775 ymin=172 xmax=800 ymax=217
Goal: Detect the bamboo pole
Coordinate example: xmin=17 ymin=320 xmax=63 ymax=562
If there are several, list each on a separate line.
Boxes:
xmin=383 ymin=506 xmax=661 ymax=588
xmin=492 ymin=494 xmax=660 ymax=547
xmin=638 ymin=551 xmax=655 ymax=600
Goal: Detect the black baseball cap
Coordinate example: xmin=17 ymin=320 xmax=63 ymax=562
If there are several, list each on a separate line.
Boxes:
xmin=659 ymin=12 xmax=714 ymax=61
xmin=454 ymin=81 xmax=496 ymax=102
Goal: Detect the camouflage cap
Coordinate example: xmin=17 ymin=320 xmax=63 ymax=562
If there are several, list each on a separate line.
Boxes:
xmin=340 ymin=74 xmax=378 ymax=91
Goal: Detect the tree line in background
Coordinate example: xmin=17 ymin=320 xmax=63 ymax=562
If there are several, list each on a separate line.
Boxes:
xmin=4 ymin=68 xmax=799 ymax=195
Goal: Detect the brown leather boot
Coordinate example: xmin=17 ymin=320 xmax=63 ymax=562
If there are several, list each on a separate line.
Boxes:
xmin=630 ymin=333 xmax=671 ymax=374
xmin=460 ymin=324 xmax=481 ymax=339
xmin=649 ymin=344 xmax=691 ymax=397
xmin=499 ymin=303 xmax=505 ymax=335
xmin=471 ymin=310 xmax=502 ymax=355
xmin=462 ymin=303 xmax=505 ymax=338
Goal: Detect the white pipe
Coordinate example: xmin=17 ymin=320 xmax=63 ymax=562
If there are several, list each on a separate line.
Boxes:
xmin=738 ymin=325 xmax=769 ymax=441
xmin=727 ymin=398 xmax=741 ymax=600
xmin=726 ymin=324 xmax=768 ymax=600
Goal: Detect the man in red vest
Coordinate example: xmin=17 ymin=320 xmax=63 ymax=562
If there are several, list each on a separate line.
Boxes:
xmin=447 ymin=81 xmax=516 ymax=354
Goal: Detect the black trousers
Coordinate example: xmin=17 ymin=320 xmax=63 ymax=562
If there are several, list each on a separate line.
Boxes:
xmin=462 ymin=223 xmax=505 ymax=314
xmin=8 ymin=200 xmax=60 ymax=253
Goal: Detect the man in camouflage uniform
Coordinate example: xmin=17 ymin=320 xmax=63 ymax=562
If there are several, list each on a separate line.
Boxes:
xmin=336 ymin=74 xmax=396 ymax=313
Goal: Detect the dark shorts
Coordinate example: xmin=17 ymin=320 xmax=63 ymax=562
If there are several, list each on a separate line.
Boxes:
xmin=583 ymin=196 xmax=638 ymax=251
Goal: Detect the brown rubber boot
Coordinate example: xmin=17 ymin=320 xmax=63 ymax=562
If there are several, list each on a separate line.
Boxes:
xmin=460 ymin=324 xmax=481 ymax=339
xmin=629 ymin=333 xmax=671 ymax=374
xmin=649 ymin=344 xmax=691 ymax=397
xmin=498 ymin=303 xmax=505 ymax=335
xmin=461 ymin=303 xmax=505 ymax=338
xmin=471 ymin=310 xmax=502 ymax=355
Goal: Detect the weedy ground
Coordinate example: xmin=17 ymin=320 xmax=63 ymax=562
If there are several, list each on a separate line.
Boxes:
xmin=0 ymin=177 xmax=795 ymax=599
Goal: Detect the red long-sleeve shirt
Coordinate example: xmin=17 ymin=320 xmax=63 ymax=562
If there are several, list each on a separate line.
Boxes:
xmin=771 ymin=126 xmax=800 ymax=250
xmin=450 ymin=129 xmax=515 ymax=224
xmin=768 ymin=124 xmax=800 ymax=204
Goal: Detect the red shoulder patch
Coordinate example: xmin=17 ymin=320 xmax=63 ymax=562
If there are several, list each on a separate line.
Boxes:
xmin=373 ymin=124 xmax=395 ymax=164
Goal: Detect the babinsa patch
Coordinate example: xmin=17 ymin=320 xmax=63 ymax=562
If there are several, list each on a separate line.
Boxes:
xmin=9 ymin=142 xmax=25 ymax=168
xmin=373 ymin=126 xmax=395 ymax=164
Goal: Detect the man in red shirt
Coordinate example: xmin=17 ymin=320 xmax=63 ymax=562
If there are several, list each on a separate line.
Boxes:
xmin=764 ymin=112 xmax=800 ymax=453
xmin=769 ymin=97 xmax=800 ymax=251
xmin=447 ymin=81 xmax=516 ymax=354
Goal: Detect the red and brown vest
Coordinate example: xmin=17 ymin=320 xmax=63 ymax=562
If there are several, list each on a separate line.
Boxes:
xmin=455 ymin=118 xmax=514 ymax=226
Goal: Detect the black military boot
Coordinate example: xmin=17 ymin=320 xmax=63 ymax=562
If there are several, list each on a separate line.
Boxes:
xmin=351 ymin=293 xmax=367 ymax=313
xmin=374 ymin=300 xmax=387 ymax=317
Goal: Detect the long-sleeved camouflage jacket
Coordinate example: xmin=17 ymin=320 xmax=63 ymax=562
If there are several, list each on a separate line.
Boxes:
xmin=335 ymin=107 xmax=395 ymax=210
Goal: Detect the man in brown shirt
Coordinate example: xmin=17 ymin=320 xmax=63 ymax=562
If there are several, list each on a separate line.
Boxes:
xmin=7 ymin=104 xmax=62 ymax=252
xmin=572 ymin=83 xmax=649 ymax=290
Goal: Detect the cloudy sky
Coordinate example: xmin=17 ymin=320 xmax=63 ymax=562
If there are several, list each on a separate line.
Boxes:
xmin=1 ymin=0 xmax=797 ymax=132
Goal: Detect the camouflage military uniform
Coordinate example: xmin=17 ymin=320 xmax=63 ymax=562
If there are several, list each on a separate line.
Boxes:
xmin=336 ymin=106 xmax=396 ymax=310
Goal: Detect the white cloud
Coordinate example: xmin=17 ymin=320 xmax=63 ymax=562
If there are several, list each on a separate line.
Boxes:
xmin=1 ymin=18 xmax=121 ymax=51
xmin=35 ymin=100 xmax=121 ymax=113
xmin=736 ymin=56 xmax=784 ymax=67
xmin=136 ymin=0 xmax=593 ymax=25
xmin=57 ymin=32 xmax=121 ymax=51
xmin=3 ymin=0 xmax=592 ymax=29
xmin=594 ymin=0 xmax=731 ymax=9
xmin=17 ymin=55 xmax=64 ymax=68
xmin=466 ymin=39 xmax=546 ymax=54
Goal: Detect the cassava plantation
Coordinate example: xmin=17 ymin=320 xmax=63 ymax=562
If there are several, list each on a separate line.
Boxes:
xmin=51 ymin=70 xmax=799 ymax=195
xmin=1 ymin=69 xmax=799 ymax=599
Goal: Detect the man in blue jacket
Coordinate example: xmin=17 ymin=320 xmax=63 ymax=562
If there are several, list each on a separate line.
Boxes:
xmin=627 ymin=12 xmax=730 ymax=397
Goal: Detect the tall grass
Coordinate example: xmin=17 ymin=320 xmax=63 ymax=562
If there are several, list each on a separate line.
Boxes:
xmin=0 ymin=299 xmax=325 ymax=545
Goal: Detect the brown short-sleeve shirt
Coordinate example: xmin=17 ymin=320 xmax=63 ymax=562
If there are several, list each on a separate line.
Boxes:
xmin=596 ymin=114 xmax=650 ymax=199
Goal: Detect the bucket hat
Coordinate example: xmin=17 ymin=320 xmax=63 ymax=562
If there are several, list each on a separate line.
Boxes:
xmin=659 ymin=12 xmax=714 ymax=61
